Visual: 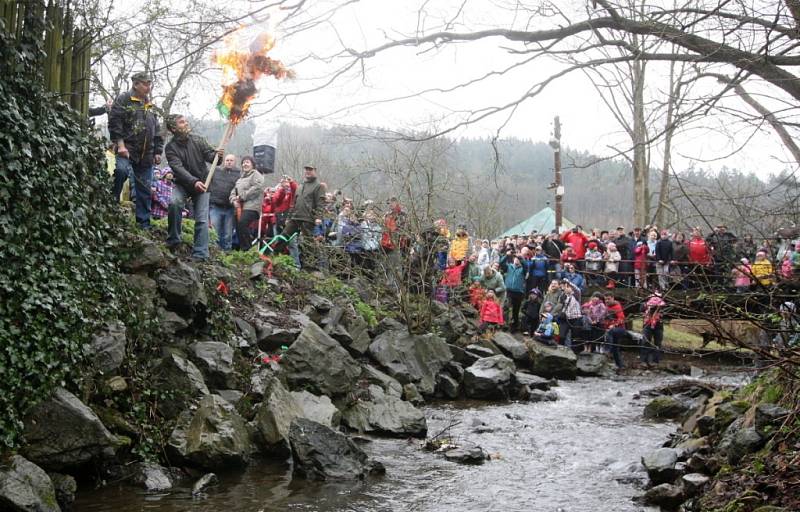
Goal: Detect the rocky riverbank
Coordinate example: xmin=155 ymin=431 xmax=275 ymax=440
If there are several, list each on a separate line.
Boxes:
xmin=0 ymin=234 xmax=614 ymax=512
xmin=637 ymin=371 xmax=798 ymax=511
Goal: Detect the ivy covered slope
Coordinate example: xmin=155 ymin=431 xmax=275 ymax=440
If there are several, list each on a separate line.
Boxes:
xmin=0 ymin=28 xmax=125 ymax=448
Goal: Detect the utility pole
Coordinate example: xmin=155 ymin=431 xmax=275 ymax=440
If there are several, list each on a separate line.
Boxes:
xmin=549 ymin=115 xmax=564 ymax=232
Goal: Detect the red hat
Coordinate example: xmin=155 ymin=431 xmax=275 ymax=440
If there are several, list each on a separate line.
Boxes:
xmin=588 ymin=242 xmax=597 ymax=249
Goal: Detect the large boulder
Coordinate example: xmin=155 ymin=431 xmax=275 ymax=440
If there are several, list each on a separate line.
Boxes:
xmin=643 ymin=483 xmax=684 ymax=509
xmin=368 ymin=328 xmax=452 ymax=396
xmin=123 ymin=238 xmax=168 ymax=273
xmin=463 ymin=355 xmax=516 ymax=400
xmin=719 ymin=417 xmax=764 ymax=464
xmin=433 ymin=307 xmax=475 ymax=343
xmin=644 ymin=396 xmax=693 ymax=421
xmin=130 ymin=462 xmax=175 ymax=492
xmin=341 ymin=385 xmax=427 ymax=437
xmin=755 ymin=403 xmax=790 ymax=436
xmin=714 ymin=400 xmax=750 ymax=431
xmin=340 ymin=312 xmax=371 ymax=355
xmin=22 ymin=388 xmax=118 ymax=471
xmin=436 ymin=373 xmax=460 ymax=399
xmin=188 ymin=341 xmax=237 ymax=389
xmin=513 ymin=372 xmax=552 ymax=391
xmin=90 ymin=321 xmax=127 ymax=374
xmin=168 ymin=394 xmax=256 ymax=469
xmin=0 ymin=456 xmax=59 ymax=512
xmin=525 ymin=341 xmax=577 ymax=379
xmin=289 ymin=419 xmax=385 ymax=480
xmin=157 ymin=260 xmax=207 ymax=317
xmin=252 ymin=376 xmax=303 ymax=452
xmin=291 ymin=391 xmax=341 ymax=427
xmin=492 ymin=332 xmax=530 ymax=366
xmin=682 ymin=473 xmax=710 ymax=497
xmin=576 ymin=352 xmax=615 ymax=378
xmin=282 ymin=322 xmax=362 ymax=397
xmin=151 ymin=353 xmax=210 ymax=419
xmin=361 ymin=365 xmax=403 ymax=397
xmin=642 ymin=448 xmax=680 ymax=485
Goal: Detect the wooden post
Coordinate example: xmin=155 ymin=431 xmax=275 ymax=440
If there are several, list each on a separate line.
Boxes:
xmin=204 ymin=123 xmax=236 ymax=189
xmin=553 ymin=115 xmax=563 ymax=232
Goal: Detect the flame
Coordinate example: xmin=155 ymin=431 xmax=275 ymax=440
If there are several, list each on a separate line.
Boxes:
xmin=212 ymin=29 xmax=294 ymax=125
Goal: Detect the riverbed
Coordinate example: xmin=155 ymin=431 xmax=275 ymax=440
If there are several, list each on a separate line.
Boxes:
xmin=74 ymin=372 xmax=745 ymax=512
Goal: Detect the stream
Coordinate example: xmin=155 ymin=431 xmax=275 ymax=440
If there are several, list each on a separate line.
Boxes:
xmin=74 ymin=372 xmax=745 ymax=512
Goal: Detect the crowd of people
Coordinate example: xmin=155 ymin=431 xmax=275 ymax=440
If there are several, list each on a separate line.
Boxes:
xmin=106 ymin=72 xmax=800 ymax=369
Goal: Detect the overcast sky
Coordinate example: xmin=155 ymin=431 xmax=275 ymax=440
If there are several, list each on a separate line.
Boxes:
xmin=178 ymin=0 xmax=798 ymax=179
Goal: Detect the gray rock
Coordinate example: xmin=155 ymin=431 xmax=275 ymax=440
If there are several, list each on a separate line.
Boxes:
xmin=250 ymin=261 xmax=266 ymax=279
xmin=47 ymin=472 xmax=75 ymax=511
xmin=282 ymin=322 xmax=362 ymax=398
xmin=755 ymin=403 xmax=790 ymax=436
xmin=696 ymin=415 xmax=715 ymax=436
xmin=191 ymin=473 xmax=218 ymax=496
xmin=723 ymin=423 xmax=764 ymax=464
xmin=442 ymin=445 xmax=488 ymax=465
xmin=216 ymin=389 xmax=244 ymax=405
xmin=465 ymin=344 xmax=496 ymax=359
xmin=157 ymin=261 xmax=207 ymax=316
xmin=643 ymin=483 xmax=684 ymax=508
xmin=152 ymin=353 xmax=209 ymax=419
xmin=644 ymin=396 xmax=693 ymax=421
xmin=514 ymin=372 xmax=551 ymax=391
xmin=372 ymin=317 xmax=406 ymax=337
xmin=342 ymin=385 xmax=427 ymax=437
xmin=525 ymin=341 xmax=577 ymax=379
xmin=289 ymin=419 xmax=385 ymax=480
xmin=253 ymin=377 xmax=303 ymax=452
xmin=123 ymin=239 xmax=167 ymax=273
xmin=576 ymin=352 xmax=615 ymax=378
xmin=642 ymin=448 xmax=679 ymax=485
xmin=168 ymin=394 xmax=256 ymax=469
xmin=682 ymin=473 xmax=710 ymax=497
xmin=436 ymin=373 xmax=460 ymax=399
xmin=341 ymin=313 xmax=371 ymax=355
xmin=233 ymin=317 xmax=256 ymax=344
xmin=255 ymin=321 xmax=303 ymax=352
xmin=443 ymin=361 xmax=465 ymax=382
xmin=290 ymin=391 xmax=341 ymax=427
xmin=90 ymin=321 xmax=127 ymax=374
xmin=160 ymin=309 xmax=190 ymax=335
xmin=433 ymin=307 xmax=475 ymax=343
xmin=361 ymin=365 xmax=403 ymax=397
xmin=528 ymin=389 xmax=559 ymax=403
xmin=492 ymin=332 xmax=531 ymax=366
xmin=463 ymin=355 xmax=516 ymax=400
xmin=249 ymin=365 xmax=279 ymax=400
xmin=131 ymin=462 xmax=173 ymax=491
xmin=368 ymin=329 xmax=452 ymax=396
xmin=714 ymin=401 xmax=750 ymax=431
xmin=307 ymin=294 xmax=334 ymax=313
xmin=21 ymin=388 xmax=118 ymax=471
xmin=0 ymin=455 xmax=59 ymax=512
xmin=402 ymin=383 xmax=425 ymax=405
xmin=447 ymin=344 xmax=478 ymax=367
xmin=188 ymin=341 xmax=236 ymax=389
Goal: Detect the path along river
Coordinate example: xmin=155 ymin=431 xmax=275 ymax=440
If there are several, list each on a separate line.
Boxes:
xmin=75 ymin=371 xmax=746 ymax=512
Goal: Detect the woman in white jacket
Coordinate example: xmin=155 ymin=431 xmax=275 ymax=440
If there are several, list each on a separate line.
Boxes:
xmin=229 ymin=156 xmax=264 ymax=250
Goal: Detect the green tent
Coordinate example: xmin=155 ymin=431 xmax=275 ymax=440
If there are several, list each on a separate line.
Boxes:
xmin=498 ymin=207 xmax=575 ymax=238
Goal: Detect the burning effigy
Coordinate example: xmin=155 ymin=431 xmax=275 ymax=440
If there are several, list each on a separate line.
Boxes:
xmin=205 ymin=30 xmax=294 ymax=187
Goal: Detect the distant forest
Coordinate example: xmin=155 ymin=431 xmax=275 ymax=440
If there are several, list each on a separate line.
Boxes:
xmin=189 ymin=119 xmax=799 ymax=240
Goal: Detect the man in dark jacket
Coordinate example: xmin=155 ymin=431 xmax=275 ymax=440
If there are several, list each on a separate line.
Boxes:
xmin=164 ymin=114 xmax=223 ymax=260
xmin=208 ymin=154 xmax=239 ymax=251
xmin=272 ymin=165 xmax=326 ymax=264
xmin=654 ymin=230 xmax=674 ymax=291
xmin=542 ymin=231 xmax=564 ymax=282
xmin=614 ymin=226 xmax=633 ymax=286
xmin=108 ymin=72 xmax=164 ymax=227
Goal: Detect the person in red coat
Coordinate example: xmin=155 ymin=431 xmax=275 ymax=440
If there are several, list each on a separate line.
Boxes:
xmin=688 ymin=228 xmax=712 ymax=287
xmin=634 ymin=241 xmax=649 ymax=289
xmin=272 ymin=175 xmax=298 ymax=232
xmin=260 ymin=187 xmax=278 ymax=239
xmin=441 ymin=257 xmax=467 ymax=287
xmin=479 ymin=290 xmax=504 ymax=333
xmin=561 ymin=226 xmax=589 ymax=265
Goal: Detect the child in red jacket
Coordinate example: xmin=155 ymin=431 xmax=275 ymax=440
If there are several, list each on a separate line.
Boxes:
xmin=634 ymin=241 xmax=649 ymax=289
xmin=479 ymin=290 xmax=504 ymax=334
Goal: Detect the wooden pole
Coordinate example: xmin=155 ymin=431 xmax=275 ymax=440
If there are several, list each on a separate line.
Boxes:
xmin=553 ymin=115 xmax=563 ymax=233
xmin=204 ymin=122 xmax=236 ymax=189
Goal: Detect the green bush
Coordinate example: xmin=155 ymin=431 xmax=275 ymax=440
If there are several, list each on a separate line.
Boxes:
xmin=0 ymin=26 xmax=124 ymax=449
xmin=219 ymin=247 xmax=261 ymax=267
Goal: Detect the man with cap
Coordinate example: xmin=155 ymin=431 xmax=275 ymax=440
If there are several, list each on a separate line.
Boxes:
xmin=272 ymin=165 xmax=326 ymax=264
xmin=108 ymin=71 xmax=164 ymax=227
xmin=164 ymin=114 xmax=224 ymax=260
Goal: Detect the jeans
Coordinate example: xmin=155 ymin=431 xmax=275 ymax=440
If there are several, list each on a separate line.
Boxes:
xmin=656 ymin=262 xmax=670 ymax=291
xmin=116 ymin=156 xmax=154 ymax=228
xmin=605 ymin=326 xmax=627 ymax=368
xmin=210 ymin=205 xmax=235 ymax=251
xmin=112 ymin=155 xmax=136 ymax=202
xmin=168 ymin=185 xmax=210 ymax=260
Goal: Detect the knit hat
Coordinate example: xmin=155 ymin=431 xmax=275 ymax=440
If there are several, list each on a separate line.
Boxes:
xmin=588 ymin=242 xmax=597 ymax=249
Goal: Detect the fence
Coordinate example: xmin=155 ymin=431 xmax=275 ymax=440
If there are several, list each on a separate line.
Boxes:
xmin=1 ymin=0 xmax=91 ymax=115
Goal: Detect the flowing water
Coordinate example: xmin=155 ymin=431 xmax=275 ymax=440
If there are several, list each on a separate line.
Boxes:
xmin=74 ymin=373 xmax=743 ymax=512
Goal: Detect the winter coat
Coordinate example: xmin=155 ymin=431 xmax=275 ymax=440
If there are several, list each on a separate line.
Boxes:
xmin=536 ymin=312 xmax=555 ymax=336
xmin=108 ymin=90 xmax=164 ymax=165
xmin=604 ymin=250 xmax=621 ymax=273
xmin=208 ymin=167 xmax=239 ymax=207
xmin=634 ymin=245 xmax=649 ymax=270
xmin=585 ymin=249 xmax=603 ymax=272
xmin=543 ymin=290 xmax=564 ymax=317
xmin=449 ymin=234 xmax=471 ymax=261
xmin=688 ymin=238 xmax=712 ymax=266
xmin=230 ymin=169 xmax=264 ymax=212
xmin=523 ymin=298 xmax=541 ymax=319
xmin=582 ymin=300 xmax=607 ymax=325
xmin=733 ymin=264 xmax=751 ymax=288
xmin=563 ymin=271 xmax=585 ymax=293
xmin=479 ymin=271 xmax=506 ymax=304
xmin=655 ymin=239 xmax=674 ymax=263
xmin=340 ymin=217 xmax=363 ymax=254
xmin=165 ymin=134 xmax=217 ymax=192
xmin=272 ymin=181 xmax=297 ymax=213
xmin=361 ymin=220 xmax=382 ymax=251
xmin=603 ymin=301 xmax=625 ymax=329
xmin=561 ymin=231 xmax=589 ymax=259
xmin=479 ymin=299 xmax=504 ymax=325
xmin=504 ymin=265 xmax=526 ymax=293
xmin=441 ymin=261 xmax=467 ymax=287
xmin=531 ymin=254 xmax=549 ymax=276
xmin=477 ymin=247 xmax=492 ymax=269
xmin=672 ymin=241 xmax=689 ymax=263
xmin=751 ymin=259 xmax=774 ymax=286
xmin=467 ymin=262 xmax=483 ymax=283
xmin=290 ymin=177 xmax=326 ymax=222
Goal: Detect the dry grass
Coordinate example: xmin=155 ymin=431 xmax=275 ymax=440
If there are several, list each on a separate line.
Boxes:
xmin=631 ymin=319 xmax=738 ymax=352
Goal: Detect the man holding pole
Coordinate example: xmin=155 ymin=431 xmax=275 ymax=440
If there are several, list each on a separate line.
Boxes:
xmin=164 ymin=114 xmax=224 ymax=261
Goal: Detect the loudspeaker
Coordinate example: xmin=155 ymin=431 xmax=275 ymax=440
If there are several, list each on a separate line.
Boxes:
xmin=253 ymin=144 xmax=275 ymax=174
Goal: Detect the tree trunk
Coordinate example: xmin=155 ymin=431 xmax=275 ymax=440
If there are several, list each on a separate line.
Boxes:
xmin=655 ymin=59 xmax=680 ymax=227
xmin=631 ymin=56 xmax=649 ymax=226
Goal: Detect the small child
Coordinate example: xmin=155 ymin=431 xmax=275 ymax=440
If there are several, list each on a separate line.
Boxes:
xmin=479 ymin=289 xmax=504 ymax=334
xmin=603 ymin=242 xmax=622 ymax=289
xmin=469 ymin=282 xmax=486 ymax=310
xmin=521 ymin=288 xmax=543 ymax=335
xmin=584 ymin=242 xmax=604 ymax=285
xmin=534 ymin=301 xmax=557 ymax=345
xmin=732 ymin=258 xmax=751 ymax=293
